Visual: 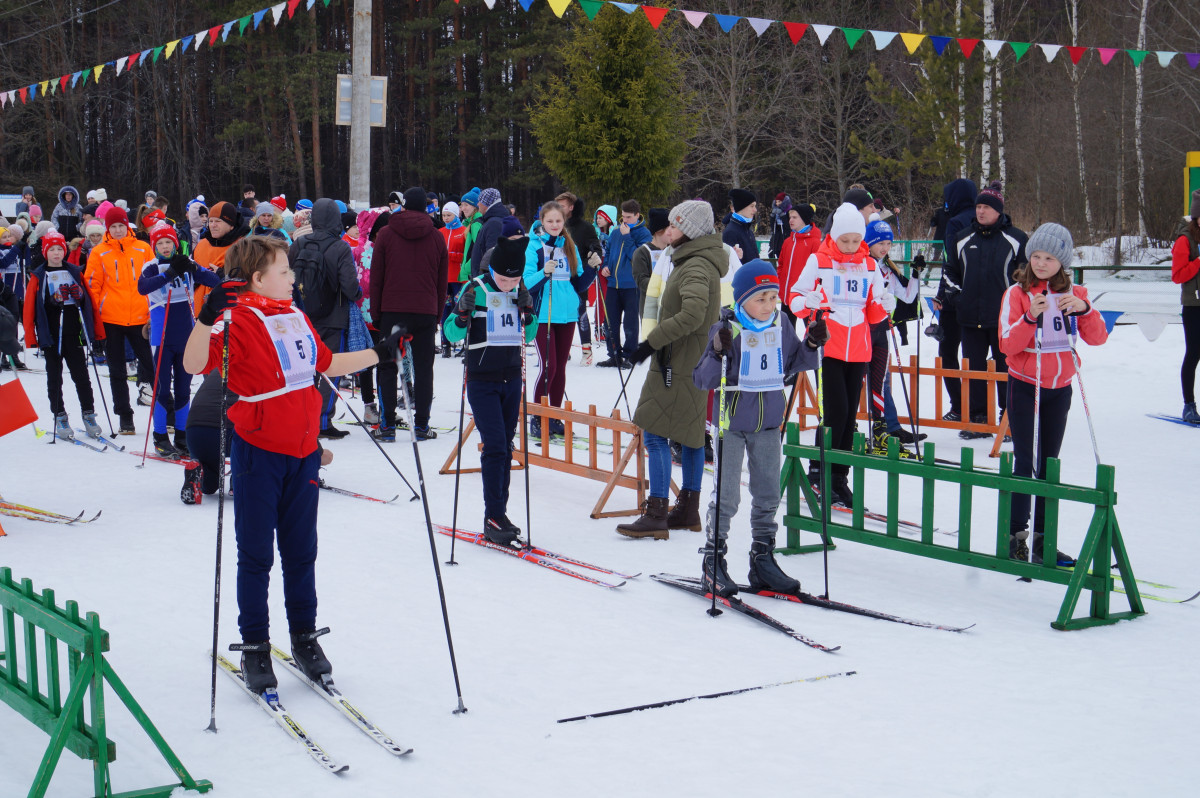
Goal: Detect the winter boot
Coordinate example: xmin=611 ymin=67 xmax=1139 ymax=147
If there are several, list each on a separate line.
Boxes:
xmin=173 ymin=429 xmax=190 ymax=456
xmin=893 ymin=426 xmax=927 ymax=444
xmin=441 ymin=341 xmax=452 ymax=359
xmin=1031 ymin=533 xmax=1076 ymax=567
xmin=137 ymin=382 xmax=154 ymax=407
xmin=748 ymin=540 xmax=801 ymax=594
xmin=1009 ymin=529 xmax=1030 ymax=562
xmin=81 ymin=411 xmax=102 ymax=439
xmin=830 ymin=474 xmax=854 ymax=509
xmin=414 ymin=425 xmax=438 ymax=441
xmin=153 ymin=432 xmax=180 ymax=458
xmin=54 ymin=413 xmax=74 ymax=440
xmin=1183 ymin=402 xmax=1200 ymax=424
xmin=959 ymin=412 xmax=993 ymax=440
xmin=318 ymin=425 xmax=349 ymax=440
xmin=371 ymin=422 xmax=396 ymax=443
xmin=580 ymin=344 xmax=594 ymax=366
xmin=528 ymin=415 xmax=542 ymax=440
xmin=549 ymin=418 xmax=565 ymax=438
xmin=118 ymin=414 xmax=136 ymax=435
xmin=364 ymin=402 xmax=381 ymax=426
xmin=700 ymin=542 xmax=738 ymax=597
xmin=181 ymin=462 xmax=203 ymax=505
xmin=290 ymin=628 xmax=333 ymax=683
xmin=665 ymin=489 xmax=702 ymax=531
xmin=615 ymin=497 xmax=670 ymax=540
xmin=807 ymin=461 xmax=823 ymax=493
xmin=596 ymin=355 xmax=621 ymax=368
xmin=942 ymin=409 xmax=961 ymax=422
xmin=236 ymin=642 xmax=277 ymax=694
xmin=484 ymin=515 xmax=524 ymax=548
xmin=704 ymin=432 xmax=715 ymax=463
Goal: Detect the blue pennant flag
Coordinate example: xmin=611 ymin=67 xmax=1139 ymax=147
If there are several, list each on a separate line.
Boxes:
xmin=517 ymin=0 xmax=534 ymax=10
xmin=253 ymin=9 xmax=267 ymax=29
xmin=181 ymin=35 xmax=195 ymax=51
xmin=29 ymin=84 xmax=37 ymax=100
xmin=611 ymin=2 xmax=638 ymax=12
xmin=713 ymin=14 xmax=741 ymax=33
xmin=930 ymin=36 xmax=952 ymax=55
xmin=70 ymin=71 xmax=81 ymax=88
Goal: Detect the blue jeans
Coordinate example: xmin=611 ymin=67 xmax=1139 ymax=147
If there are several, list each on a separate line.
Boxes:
xmin=644 ymin=430 xmax=703 ymax=498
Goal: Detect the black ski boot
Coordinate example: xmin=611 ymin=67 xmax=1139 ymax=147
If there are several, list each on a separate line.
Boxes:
xmin=235 ymin=642 xmax=277 ymax=694
xmin=484 ymin=515 xmax=524 ymax=548
xmin=173 ymin=429 xmax=190 ymax=457
xmin=748 ymin=540 xmax=800 ymax=594
xmin=1009 ymin=530 xmax=1030 ymax=562
xmin=700 ymin=542 xmax=738 ymax=597
xmin=291 ymin=628 xmax=333 ymax=683
xmin=153 ymin=432 xmax=179 ymax=458
xmin=830 ymin=474 xmax=854 ymax=509
xmin=181 ymin=462 xmax=202 ymax=505
xmin=1032 ymin=533 xmax=1075 ymax=567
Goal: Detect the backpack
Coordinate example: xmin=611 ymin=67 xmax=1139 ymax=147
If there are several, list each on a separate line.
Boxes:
xmin=292 ymin=236 xmax=340 ymax=320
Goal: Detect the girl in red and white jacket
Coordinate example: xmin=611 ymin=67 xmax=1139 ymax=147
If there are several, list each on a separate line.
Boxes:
xmin=183 ymin=235 xmax=406 ymax=695
xmin=787 ymin=202 xmax=888 ymax=508
xmin=998 ymin=223 xmax=1107 ymax=566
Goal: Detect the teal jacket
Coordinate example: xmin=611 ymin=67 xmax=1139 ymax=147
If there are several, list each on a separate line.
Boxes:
xmin=523 ymin=228 xmax=583 ymax=325
xmin=444 ymin=273 xmax=537 ymax=382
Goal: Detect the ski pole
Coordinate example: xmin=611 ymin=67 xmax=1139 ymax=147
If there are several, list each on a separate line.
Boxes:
xmin=708 ymin=341 xmax=728 ymax=619
xmin=322 ymin=373 xmax=419 ymax=501
xmin=206 ymin=307 xmax=232 ymax=733
xmin=1069 ymin=320 xmax=1101 ymax=465
xmin=913 ymin=274 xmax=922 ymax=443
xmin=396 ymin=336 xmax=468 ymax=714
xmin=79 ymin=318 xmax=117 ymax=438
xmin=887 ymin=322 xmax=921 ymax=455
xmin=1033 ymin=293 xmax=1046 ymax=481
xmin=138 ymin=297 xmax=171 ymax=467
xmin=522 ymin=314 xmax=533 ymax=549
xmin=779 ymin=379 xmax=799 ymax=443
xmin=611 ymin=355 xmax=634 ymax=418
xmin=447 ymin=350 xmax=469 ymax=565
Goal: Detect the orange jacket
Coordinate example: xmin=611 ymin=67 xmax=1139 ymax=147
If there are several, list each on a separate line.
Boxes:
xmin=84 ymin=233 xmax=153 ymax=327
xmin=191 ymin=237 xmax=234 ymax=316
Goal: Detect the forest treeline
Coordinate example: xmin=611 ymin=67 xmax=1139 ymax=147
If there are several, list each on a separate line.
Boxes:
xmin=0 ymin=0 xmax=1197 ymax=246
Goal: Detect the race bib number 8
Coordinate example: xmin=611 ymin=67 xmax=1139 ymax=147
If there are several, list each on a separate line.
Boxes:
xmin=739 ymin=327 xmax=785 ymax=392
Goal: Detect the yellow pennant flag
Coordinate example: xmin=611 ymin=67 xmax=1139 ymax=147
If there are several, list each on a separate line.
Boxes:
xmin=547 ymin=0 xmax=571 ymax=16
xmin=39 ymin=80 xmax=49 ymax=96
xmin=900 ymin=32 xmax=926 ymax=54
xmin=93 ymin=64 xmax=104 ymax=83
xmin=165 ymin=39 xmax=180 ymax=60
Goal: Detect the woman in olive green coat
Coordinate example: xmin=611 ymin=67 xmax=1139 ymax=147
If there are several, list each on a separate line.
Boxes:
xmin=618 ymin=200 xmax=728 ymax=539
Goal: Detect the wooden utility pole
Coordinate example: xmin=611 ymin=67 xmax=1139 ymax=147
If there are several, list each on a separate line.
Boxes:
xmin=350 ymin=0 xmax=372 ymax=208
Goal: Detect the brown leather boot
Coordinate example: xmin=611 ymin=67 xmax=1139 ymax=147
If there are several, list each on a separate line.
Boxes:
xmin=666 ymin=489 xmax=702 ymax=531
xmin=616 ymin=497 xmax=670 ymax=539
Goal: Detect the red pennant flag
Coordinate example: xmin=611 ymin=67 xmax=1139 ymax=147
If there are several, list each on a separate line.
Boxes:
xmin=18 ymin=87 xmax=27 ymax=103
xmin=287 ymin=0 xmax=302 ymax=18
xmin=1065 ymin=46 xmax=1087 ymax=64
xmin=59 ymin=75 xmax=70 ymax=92
xmin=782 ymin=22 xmax=808 ymax=45
xmin=208 ymin=25 xmax=222 ymax=45
xmin=957 ymin=38 xmax=979 ymax=59
xmin=128 ymin=52 xmax=140 ymax=69
xmin=641 ymin=6 xmax=668 ymax=29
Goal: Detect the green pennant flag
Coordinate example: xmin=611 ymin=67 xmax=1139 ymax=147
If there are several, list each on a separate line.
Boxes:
xmin=238 ymin=15 xmax=251 ymax=35
xmin=578 ymin=0 xmax=603 ymax=20
xmin=842 ymin=28 xmax=866 ymax=50
xmin=153 ymin=46 xmax=164 ymax=63
xmin=1009 ymin=42 xmax=1031 ymax=62
xmin=322 ymin=0 xmax=331 ymax=6
xmin=1126 ymin=49 xmax=1149 ymax=67
xmin=81 ymin=69 xmax=89 ymax=87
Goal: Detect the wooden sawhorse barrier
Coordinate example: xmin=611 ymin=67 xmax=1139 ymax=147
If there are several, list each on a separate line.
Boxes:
xmin=438 ymin=399 xmax=676 ymax=519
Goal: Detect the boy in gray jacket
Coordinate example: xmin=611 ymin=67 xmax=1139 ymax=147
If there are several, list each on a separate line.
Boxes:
xmin=692 ymin=260 xmax=827 ymax=596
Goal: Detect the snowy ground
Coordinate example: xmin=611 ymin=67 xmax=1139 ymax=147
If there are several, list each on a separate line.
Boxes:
xmin=1 ymin=276 xmax=1196 ymax=797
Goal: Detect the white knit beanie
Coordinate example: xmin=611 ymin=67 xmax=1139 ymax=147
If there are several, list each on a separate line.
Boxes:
xmin=829 ymin=202 xmax=866 ymax=240
xmin=668 ymin=200 xmax=714 ymax=240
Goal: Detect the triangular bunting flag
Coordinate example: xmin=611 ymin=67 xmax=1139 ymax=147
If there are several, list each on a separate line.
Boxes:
xmin=782 ymin=22 xmax=808 ymax=45
xmin=128 ymin=52 xmax=140 ymax=69
xmin=29 ymin=84 xmax=37 ymax=100
xmin=842 ymin=28 xmax=865 ymax=49
xmin=322 ymin=0 xmax=331 ymax=6
xmin=1064 ymin=46 xmax=1087 ymax=64
xmin=139 ymin=48 xmax=152 ymax=63
xmin=642 ymin=6 xmax=668 ymax=29
xmin=1097 ymin=48 xmax=1118 ymax=65
xmin=93 ymin=66 xmax=103 ymax=83
xmin=1040 ymin=43 xmax=1061 ymax=62
xmin=929 ymin=35 xmax=952 ymax=55
xmin=870 ymin=30 xmax=896 ymax=50
xmin=152 ymin=46 xmax=164 ymax=63
xmin=164 ymin=40 xmax=179 ymax=60
xmin=1126 ymin=49 xmax=1149 ymax=67
xmin=611 ymin=2 xmax=638 ymax=12
xmin=222 ymin=21 xmax=235 ymax=41
xmin=116 ymin=57 xmax=128 ymax=76
xmin=1009 ymin=42 xmax=1031 ymax=61
xmin=70 ymin=71 xmax=81 ymax=88
xmin=80 ymin=69 xmax=88 ymax=86
xmin=1187 ymin=53 xmax=1200 ymax=69
xmin=483 ymin=0 xmax=497 ymax=8
xmin=682 ymin=10 xmax=707 ymax=28
xmin=307 ymin=0 xmax=316 ymax=9
xmin=287 ymin=0 xmax=302 ymax=18
xmin=900 ymin=32 xmax=925 ymax=54
xmin=0 ymin=93 xmax=6 ymax=108
xmin=209 ymin=25 xmax=222 ymax=46
xmin=48 ymin=79 xmax=56 ymax=95
xmin=747 ymin=18 xmax=772 ymax=37
xmin=193 ymin=30 xmax=206 ymax=50
xmin=516 ymin=0 xmax=533 ymax=10
xmin=982 ymin=39 xmax=1004 ymax=58
xmin=712 ymin=14 xmax=740 ymax=33
xmin=253 ymin=9 xmax=267 ymax=29
xmin=271 ymin=3 xmax=286 ymax=25
xmin=180 ymin=35 xmax=194 ymax=52
xmin=39 ymin=80 xmax=49 ymax=96
xmin=812 ymin=24 xmax=835 ymax=45
xmin=547 ymin=0 xmax=570 ymax=16
xmin=18 ymin=88 xmax=27 ymax=104
xmin=579 ymin=0 xmax=602 ymax=19
xmin=59 ymin=75 xmax=70 ymax=92
xmin=957 ymin=38 xmax=979 ymax=58
xmin=1156 ymin=51 xmax=1176 ymax=67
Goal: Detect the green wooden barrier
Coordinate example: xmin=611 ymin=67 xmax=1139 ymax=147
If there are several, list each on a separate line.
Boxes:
xmin=779 ymin=426 xmax=1145 ymax=630
xmin=0 ymin=567 xmax=212 ymax=798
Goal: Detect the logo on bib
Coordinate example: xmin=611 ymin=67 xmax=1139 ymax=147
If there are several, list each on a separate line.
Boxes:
xmin=745 ymin=333 xmax=759 ymax=347
xmin=489 ymin=295 xmax=503 ymax=308
xmin=272 ymin=319 xmax=287 ymax=334
xmin=765 ymin=330 xmax=777 ymax=345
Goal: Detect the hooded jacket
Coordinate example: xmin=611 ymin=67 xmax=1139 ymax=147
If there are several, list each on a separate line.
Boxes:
xmin=371 ymin=208 xmax=448 ymax=317
xmin=787 ymin=236 xmax=888 ymax=363
xmin=51 ymin=186 xmax=81 ymax=240
xmin=935 ymin=178 xmax=980 ymax=305
xmin=777 ymin=225 xmax=822 ymax=306
xmin=84 ymin=232 xmax=153 ymax=327
xmin=289 ymin=198 xmax=361 ymax=330
xmin=603 ymin=217 xmax=652 ymax=289
xmin=467 ymin=202 xmax=511 ymax=279
xmin=523 ymin=229 xmax=583 ymax=325
xmin=943 ymin=213 xmax=1028 ymax=328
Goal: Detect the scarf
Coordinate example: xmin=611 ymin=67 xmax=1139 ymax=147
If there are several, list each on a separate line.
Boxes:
xmin=444 ymin=216 xmax=463 ymax=230
xmin=237 ymin=290 xmax=294 ymax=314
xmin=734 ymin=304 xmax=777 ymax=333
xmin=731 ymin=212 xmax=753 ymax=225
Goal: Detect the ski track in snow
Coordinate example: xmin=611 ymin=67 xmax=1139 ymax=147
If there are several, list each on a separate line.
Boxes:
xmin=0 ymin=276 xmax=1196 ymax=796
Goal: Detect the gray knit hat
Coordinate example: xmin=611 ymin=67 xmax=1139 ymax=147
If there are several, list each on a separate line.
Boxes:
xmin=668 ymin=200 xmax=713 ymax=240
xmin=1026 ymin=222 xmax=1074 ymax=269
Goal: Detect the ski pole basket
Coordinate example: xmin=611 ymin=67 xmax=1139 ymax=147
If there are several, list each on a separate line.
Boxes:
xmin=780 ymin=426 xmax=1146 ymax=630
xmin=0 ymin=567 xmax=212 ymax=797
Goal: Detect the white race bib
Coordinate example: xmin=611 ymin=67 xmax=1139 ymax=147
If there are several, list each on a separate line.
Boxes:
xmin=1038 ymin=293 xmax=1073 ymax=353
xmin=547 ymin=246 xmax=570 ymax=282
xmin=485 ymin=291 xmax=521 ymax=346
xmin=44 ymin=270 xmax=79 ymax=306
xmin=146 ymin=264 xmax=193 ymax=310
xmin=240 ymin=308 xmax=318 ymax=402
xmin=827 ymin=270 xmax=870 ymax=305
xmin=738 ymin=325 xmax=785 ymax=392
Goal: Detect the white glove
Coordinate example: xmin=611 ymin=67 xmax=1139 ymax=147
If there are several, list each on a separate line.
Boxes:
xmin=804 ymin=292 xmax=825 ymax=311
xmin=587 ymin=251 xmax=602 ymax=269
xmin=880 ymin=293 xmax=897 ymax=314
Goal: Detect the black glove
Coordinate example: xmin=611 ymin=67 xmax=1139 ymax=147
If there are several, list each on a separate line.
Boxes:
xmin=911 ymin=254 xmax=926 ymax=276
xmin=165 ymin=253 xmax=194 ymax=281
xmin=91 ymin=344 xmax=104 ymax=359
xmin=373 ymin=325 xmax=411 ymax=364
xmin=713 ymin=325 xmax=733 ymax=353
xmin=628 ymin=340 xmax=654 ymax=365
xmin=924 ymin=323 xmax=945 ymax=343
xmin=805 ymin=316 xmax=829 ymax=349
xmin=454 ymin=285 xmax=476 ymax=328
xmin=521 ymin=309 xmax=536 ymax=327
xmin=197 ymin=280 xmax=245 ymax=326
